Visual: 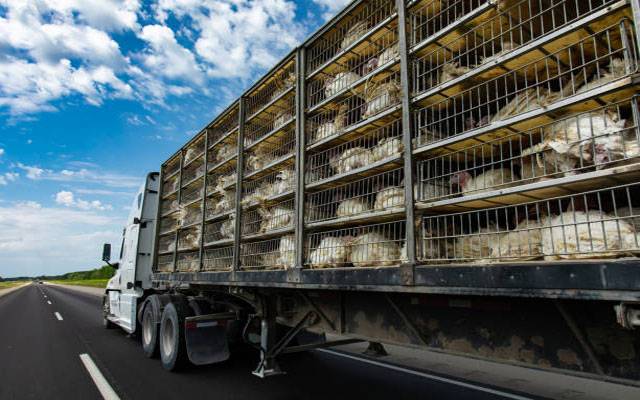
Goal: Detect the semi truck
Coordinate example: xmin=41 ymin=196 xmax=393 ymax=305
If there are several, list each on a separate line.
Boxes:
xmin=102 ymin=0 xmax=640 ymax=383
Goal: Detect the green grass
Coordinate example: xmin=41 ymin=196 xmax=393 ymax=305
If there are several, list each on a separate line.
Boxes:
xmin=50 ymin=279 xmax=110 ymax=288
xmin=0 ymin=281 xmax=27 ymax=289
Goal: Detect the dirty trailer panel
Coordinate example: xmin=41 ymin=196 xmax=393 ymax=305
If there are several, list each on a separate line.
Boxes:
xmin=151 ymin=0 xmax=640 ymax=385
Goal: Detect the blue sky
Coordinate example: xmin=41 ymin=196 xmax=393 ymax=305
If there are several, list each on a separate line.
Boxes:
xmin=0 ymin=0 xmax=350 ymax=278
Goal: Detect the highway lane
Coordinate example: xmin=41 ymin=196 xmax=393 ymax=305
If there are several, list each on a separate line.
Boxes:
xmin=0 ymin=284 xmax=531 ymax=400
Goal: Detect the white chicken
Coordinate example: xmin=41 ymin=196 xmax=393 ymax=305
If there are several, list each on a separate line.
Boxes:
xmin=276 ymin=235 xmax=296 ymax=269
xmin=363 ymin=81 xmax=401 ymax=118
xmin=258 ymin=205 xmax=293 ymax=232
xmin=616 ymin=206 xmax=640 ymax=232
xmin=542 ymin=210 xmax=640 ymax=259
xmin=216 ymin=143 xmax=236 ymax=162
xmin=336 ymin=198 xmax=371 ymax=217
xmin=219 ymin=216 xmax=235 ymax=240
xmin=365 ymin=44 xmax=400 ymax=72
xmin=349 ymin=232 xmax=401 ymax=267
xmin=577 ymin=58 xmax=627 ymax=94
xmin=178 ymin=253 xmax=199 ymax=272
xmin=324 ymin=71 xmax=360 ymax=98
xmin=453 ymin=223 xmax=499 ymax=260
xmin=489 ymin=220 xmax=543 ymax=260
xmin=271 ymin=169 xmax=295 ymax=196
xmin=439 ymin=62 xmax=472 ymax=85
xmin=340 ymin=21 xmax=367 ymax=50
xmin=371 ymin=137 xmax=403 ymax=162
xmin=179 ymin=227 xmax=201 ymax=250
xmin=309 ymin=236 xmax=352 ymax=268
xmin=273 ymin=110 xmax=292 ymax=129
xmin=329 ymin=147 xmax=371 ymax=174
xmin=374 ymin=187 xmax=404 ymax=210
xmin=450 ymin=169 xmax=519 ymax=195
xmin=313 ymin=105 xmax=348 ymax=143
xmin=184 ymin=146 xmax=202 ymax=164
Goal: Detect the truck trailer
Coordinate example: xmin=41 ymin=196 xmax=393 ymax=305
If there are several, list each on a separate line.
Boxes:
xmin=102 ymin=0 xmax=640 ymax=383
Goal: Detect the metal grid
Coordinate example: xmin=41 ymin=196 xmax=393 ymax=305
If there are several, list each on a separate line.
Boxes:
xmin=306 ymin=118 xmax=402 ymax=183
xmin=244 ymin=128 xmax=295 ymax=175
xmin=242 ymin=198 xmax=295 ymax=236
xmin=245 ymin=60 xmax=296 ymax=118
xmin=413 ymin=21 xmax=638 ymax=148
xmin=306 ymin=168 xmax=404 ymax=222
xmin=307 ymin=27 xmax=399 ymax=109
xmin=208 ymin=136 xmax=237 ymax=166
xmin=159 ymin=214 xmax=179 ymax=236
xmin=184 ymin=133 xmax=206 ymax=165
xmin=206 ymin=164 xmax=237 ymax=197
xmin=203 ymin=215 xmax=235 ymax=244
xmin=178 ymin=203 xmax=202 ymax=228
xmin=240 ymin=235 xmax=296 ymax=269
xmin=177 ymin=226 xmax=201 ymax=251
xmin=180 ymin=178 xmax=204 ymax=205
xmin=417 ymin=98 xmax=640 ymax=201
xmin=162 ymin=176 xmax=179 ymax=197
xmin=409 ymin=0 xmax=489 ymax=48
xmin=420 ymin=183 xmax=640 ymax=262
xmin=207 ymin=106 xmax=239 ymax=145
xmin=241 ymin=167 xmax=295 ymax=207
xmin=205 ymin=192 xmax=235 ymax=220
xmin=157 ymin=254 xmax=174 ymax=272
xmin=307 ymin=71 xmax=402 ymax=145
xmin=181 ymin=158 xmax=205 ymax=186
xmin=412 ymin=0 xmax=619 ymax=95
xmin=305 ymin=220 xmax=405 ymax=268
xmin=157 ymin=235 xmax=176 ymax=254
xmin=162 ymin=156 xmax=180 ymax=180
xmin=244 ymin=95 xmax=295 ymax=147
xmin=203 ymin=246 xmax=234 ymax=271
xmin=176 ymin=251 xmax=200 ymax=272
xmin=305 ymin=0 xmax=396 ymax=75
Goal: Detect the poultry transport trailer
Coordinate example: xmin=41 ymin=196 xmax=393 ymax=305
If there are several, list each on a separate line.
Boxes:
xmin=103 ymin=0 xmax=640 ymax=383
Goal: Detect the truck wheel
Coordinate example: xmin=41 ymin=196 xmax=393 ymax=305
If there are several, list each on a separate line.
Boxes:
xmin=159 ymin=301 xmax=189 ymax=371
xmin=141 ymin=303 xmax=159 ymax=358
xmin=102 ymin=296 xmax=116 ymax=329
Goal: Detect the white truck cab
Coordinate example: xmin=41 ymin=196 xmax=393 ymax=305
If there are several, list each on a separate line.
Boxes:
xmin=102 ymin=172 xmax=159 ymax=333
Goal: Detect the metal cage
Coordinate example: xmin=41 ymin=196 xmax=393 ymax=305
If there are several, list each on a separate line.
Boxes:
xmin=240 ymin=235 xmax=296 ymax=270
xmin=420 ymin=183 xmax=640 ymax=262
xmin=305 ymin=220 xmax=406 ymax=268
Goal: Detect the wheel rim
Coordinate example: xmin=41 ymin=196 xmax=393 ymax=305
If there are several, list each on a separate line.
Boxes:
xmin=143 ymin=310 xmax=153 ymax=345
xmin=161 ymin=317 xmax=175 ymax=357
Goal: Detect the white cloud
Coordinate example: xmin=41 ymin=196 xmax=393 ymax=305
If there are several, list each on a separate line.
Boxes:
xmin=16 ymin=163 xmax=141 ymax=188
xmin=138 ymin=24 xmax=204 ymax=85
xmin=0 ymin=201 xmax=122 ymax=277
xmin=17 ymin=163 xmax=44 ymax=179
xmin=0 ymin=148 xmax=4 ymax=156
xmin=0 ymin=171 xmax=19 ymax=185
xmin=313 ymin=0 xmax=351 ymax=19
xmin=156 ymin=0 xmax=304 ymax=79
xmin=55 ymin=190 xmax=112 ymax=211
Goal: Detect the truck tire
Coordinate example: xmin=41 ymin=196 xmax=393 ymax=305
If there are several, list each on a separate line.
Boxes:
xmin=141 ymin=302 xmax=159 ymax=358
xmin=102 ymin=296 xmax=116 ymax=329
xmin=159 ymin=300 xmax=190 ymax=371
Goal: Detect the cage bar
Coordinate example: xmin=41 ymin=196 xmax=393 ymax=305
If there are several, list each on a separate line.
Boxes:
xmin=420 ymin=183 xmax=640 ymax=262
xmin=305 ymin=220 xmax=406 ymax=268
xmin=412 ymin=21 xmax=638 ymax=148
xmin=417 ymin=97 xmax=640 ymax=202
xmin=241 ymin=167 xmax=295 ymax=208
xmin=203 ymin=246 xmax=234 ymax=271
xmin=306 ymin=168 xmax=404 ymax=223
xmin=240 ymin=235 xmax=296 ymax=270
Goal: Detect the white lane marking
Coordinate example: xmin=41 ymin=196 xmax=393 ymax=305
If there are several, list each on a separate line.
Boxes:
xmin=54 ymin=312 xmax=63 ymax=321
xmin=318 ymin=349 xmax=533 ymax=400
xmin=79 ymin=353 xmax=121 ymax=400
xmin=47 ymin=300 xmax=52 ymax=305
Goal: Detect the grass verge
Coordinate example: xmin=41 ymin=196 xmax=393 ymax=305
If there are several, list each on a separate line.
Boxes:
xmin=0 ymin=281 xmax=27 ymax=290
xmin=50 ymin=279 xmax=109 ymax=288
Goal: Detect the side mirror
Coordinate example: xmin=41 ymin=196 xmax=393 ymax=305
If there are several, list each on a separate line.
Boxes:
xmin=102 ymin=243 xmax=111 ymax=263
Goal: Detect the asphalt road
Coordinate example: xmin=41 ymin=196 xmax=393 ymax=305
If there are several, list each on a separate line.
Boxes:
xmin=0 ymin=284 xmax=532 ymax=400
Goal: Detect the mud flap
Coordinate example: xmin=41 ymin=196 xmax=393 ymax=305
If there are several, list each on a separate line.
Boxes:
xmin=184 ymin=313 xmax=235 ymax=365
